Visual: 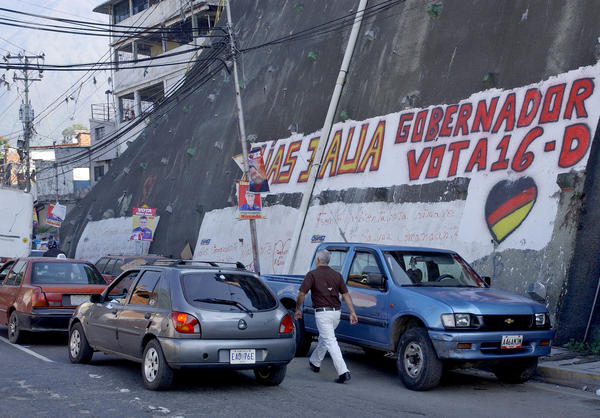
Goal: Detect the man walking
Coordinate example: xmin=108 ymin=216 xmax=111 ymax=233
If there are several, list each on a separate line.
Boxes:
xmin=295 ymin=249 xmax=358 ymax=383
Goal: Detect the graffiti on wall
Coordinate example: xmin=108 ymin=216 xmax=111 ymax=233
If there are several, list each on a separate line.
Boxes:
xmin=258 ymin=69 xmax=599 ymax=193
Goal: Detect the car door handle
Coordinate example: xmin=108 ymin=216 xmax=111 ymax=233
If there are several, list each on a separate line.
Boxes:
xmin=144 ymin=313 xmax=151 ymax=320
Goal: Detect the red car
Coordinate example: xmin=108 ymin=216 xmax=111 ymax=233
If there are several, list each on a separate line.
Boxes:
xmin=0 ymin=257 xmax=107 ymax=344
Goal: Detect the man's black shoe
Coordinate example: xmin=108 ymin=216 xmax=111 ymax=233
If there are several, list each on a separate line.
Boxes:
xmin=309 ymin=361 xmax=320 ymax=373
xmin=334 ymin=372 xmax=351 ymax=384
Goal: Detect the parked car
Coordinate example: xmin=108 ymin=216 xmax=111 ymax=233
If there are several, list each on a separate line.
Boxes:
xmin=263 ymin=242 xmax=555 ymax=390
xmin=68 ymin=260 xmax=296 ymax=390
xmin=0 ymin=257 xmax=107 ymax=344
xmin=95 ymin=254 xmax=171 ymax=284
xmin=30 ymin=250 xmax=46 ymax=257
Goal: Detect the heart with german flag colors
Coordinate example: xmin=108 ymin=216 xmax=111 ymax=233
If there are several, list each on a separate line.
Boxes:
xmin=485 ymin=177 xmax=537 ymax=244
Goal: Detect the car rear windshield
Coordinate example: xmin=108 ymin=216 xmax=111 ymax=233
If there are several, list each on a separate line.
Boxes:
xmin=31 ymin=262 xmax=105 ymax=285
xmin=181 ymin=272 xmax=277 ymax=311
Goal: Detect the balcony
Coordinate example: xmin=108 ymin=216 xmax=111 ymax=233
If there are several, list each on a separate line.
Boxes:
xmin=91 ymin=103 xmax=116 ymax=121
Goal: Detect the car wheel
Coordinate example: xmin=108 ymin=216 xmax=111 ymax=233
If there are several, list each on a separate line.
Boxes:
xmin=142 ymin=339 xmax=174 ymax=390
xmin=254 ymin=364 xmax=287 ymax=386
xmin=8 ymin=311 xmax=25 ymax=344
xmin=288 ymin=308 xmax=312 ymax=357
xmin=396 ymin=327 xmax=443 ymax=391
xmin=69 ymin=322 xmax=93 ymax=364
xmin=492 ymin=357 xmax=538 ymax=383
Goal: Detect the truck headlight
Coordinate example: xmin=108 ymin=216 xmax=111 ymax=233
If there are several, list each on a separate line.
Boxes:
xmin=441 ymin=313 xmax=471 ymax=328
xmin=535 ymin=313 xmax=550 ymax=328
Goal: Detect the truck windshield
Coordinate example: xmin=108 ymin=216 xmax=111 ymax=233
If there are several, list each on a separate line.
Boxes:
xmin=383 ymin=251 xmax=485 ymax=287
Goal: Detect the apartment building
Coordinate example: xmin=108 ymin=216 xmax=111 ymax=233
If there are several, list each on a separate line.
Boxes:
xmin=89 ymin=0 xmax=220 ymax=178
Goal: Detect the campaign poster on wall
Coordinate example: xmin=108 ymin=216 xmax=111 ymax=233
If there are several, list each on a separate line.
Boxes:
xmin=130 ymin=207 xmax=157 ymax=241
xmin=46 ymin=202 xmax=66 ymax=228
xmin=248 ymin=148 xmax=270 ymax=193
xmin=237 ymin=180 xmax=263 ymax=219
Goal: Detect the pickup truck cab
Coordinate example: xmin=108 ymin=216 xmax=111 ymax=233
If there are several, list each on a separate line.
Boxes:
xmin=263 ymin=242 xmax=554 ymax=390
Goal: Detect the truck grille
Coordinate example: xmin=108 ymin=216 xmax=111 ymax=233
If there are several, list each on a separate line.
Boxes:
xmin=481 ymin=315 xmax=534 ymax=331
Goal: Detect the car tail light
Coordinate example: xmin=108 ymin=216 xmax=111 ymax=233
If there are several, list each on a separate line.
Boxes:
xmin=279 ymin=313 xmax=294 ymax=334
xmin=31 ymin=289 xmax=48 ymax=308
xmin=171 ymin=312 xmax=201 ymax=334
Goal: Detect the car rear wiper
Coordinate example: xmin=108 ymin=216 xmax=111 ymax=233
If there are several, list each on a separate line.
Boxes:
xmin=194 ymin=298 xmax=254 ymax=317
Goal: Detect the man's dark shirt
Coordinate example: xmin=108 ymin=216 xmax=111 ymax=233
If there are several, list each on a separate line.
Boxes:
xmin=299 ymin=265 xmax=348 ymax=309
xmin=43 ymin=247 xmax=65 ymax=257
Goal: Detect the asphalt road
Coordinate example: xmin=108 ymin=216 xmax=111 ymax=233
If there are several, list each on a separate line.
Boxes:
xmin=1 ymin=328 xmax=599 ymax=418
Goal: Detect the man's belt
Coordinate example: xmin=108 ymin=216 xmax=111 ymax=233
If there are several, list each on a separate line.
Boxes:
xmin=314 ymin=307 xmax=340 ymax=312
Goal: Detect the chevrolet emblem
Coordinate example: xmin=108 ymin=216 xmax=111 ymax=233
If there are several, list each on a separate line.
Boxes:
xmin=504 ymin=318 xmax=515 ymax=325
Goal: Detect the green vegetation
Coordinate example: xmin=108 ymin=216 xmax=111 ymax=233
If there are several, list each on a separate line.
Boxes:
xmin=566 ymin=338 xmax=600 ymax=355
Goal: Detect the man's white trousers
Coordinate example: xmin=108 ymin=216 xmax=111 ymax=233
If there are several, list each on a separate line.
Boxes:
xmin=309 ymin=310 xmax=349 ymax=375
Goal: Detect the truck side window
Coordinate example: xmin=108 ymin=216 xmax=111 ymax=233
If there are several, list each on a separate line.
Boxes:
xmin=323 ymin=248 xmax=347 ymax=273
xmin=347 ymin=251 xmax=386 ymax=290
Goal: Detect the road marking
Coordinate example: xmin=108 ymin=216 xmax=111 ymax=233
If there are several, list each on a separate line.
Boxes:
xmin=0 ymin=336 xmax=54 ymax=363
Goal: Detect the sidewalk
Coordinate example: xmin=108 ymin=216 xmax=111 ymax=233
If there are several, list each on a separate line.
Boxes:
xmin=536 ymin=347 xmax=600 ymax=393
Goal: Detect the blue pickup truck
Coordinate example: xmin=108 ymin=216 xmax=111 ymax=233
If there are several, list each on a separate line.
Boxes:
xmin=263 ymin=242 xmax=554 ymax=390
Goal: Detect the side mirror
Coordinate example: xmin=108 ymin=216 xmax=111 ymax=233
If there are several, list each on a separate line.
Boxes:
xmin=483 ymin=276 xmax=492 ymax=287
xmin=90 ymin=293 xmax=104 ymax=304
xmin=367 ymin=273 xmax=387 ymax=290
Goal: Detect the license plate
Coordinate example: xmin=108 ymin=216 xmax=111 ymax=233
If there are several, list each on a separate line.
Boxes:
xmin=501 ymin=335 xmax=523 ymax=349
xmin=70 ymin=295 xmax=90 ymax=305
xmin=230 ymin=349 xmax=256 ymax=364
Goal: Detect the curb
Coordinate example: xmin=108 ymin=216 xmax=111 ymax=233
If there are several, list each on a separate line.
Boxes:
xmin=537 ymin=362 xmax=600 ymax=391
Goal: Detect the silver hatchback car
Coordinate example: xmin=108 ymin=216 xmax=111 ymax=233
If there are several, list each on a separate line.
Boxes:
xmin=68 ymin=261 xmax=296 ymax=390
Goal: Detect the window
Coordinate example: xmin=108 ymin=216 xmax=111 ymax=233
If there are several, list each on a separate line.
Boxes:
xmin=113 ymin=0 xmax=130 ymax=24
xmin=95 ymin=126 xmax=105 ymax=140
xmin=4 ymin=260 xmax=27 ymax=286
xmin=111 ymin=270 xmax=140 ymax=297
xmin=347 ymin=251 xmax=386 ymax=290
xmin=103 ymin=259 xmax=117 ymax=275
xmin=323 ymin=248 xmax=348 ymax=273
xmin=0 ymin=261 xmax=15 ymax=284
xmin=94 ymin=166 xmax=105 ymax=182
xmin=31 ymin=262 xmax=105 ymax=285
xmin=112 ymin=259 xmax=124 ymax=276
xmin=183 ymin=273 xmax=277 ymax=311
xmin=95 ymin=257 xmax=109 ymax=273
xmin=132 ymin=0 xmax=149 ymax=14
xmin=150 ymin=277 xmax=170 ymax=309
xmin=383 ymin=251 xmax=485 ymax=287
xmin=129 ymin=271 xmax=161 ymax=305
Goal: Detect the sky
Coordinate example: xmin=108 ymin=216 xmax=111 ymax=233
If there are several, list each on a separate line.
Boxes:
xmin=0 ymin=0 xmax=110 ymax=147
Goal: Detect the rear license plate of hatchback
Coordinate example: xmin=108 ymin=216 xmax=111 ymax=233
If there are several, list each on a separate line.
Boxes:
xmin=70 ymin=295 xmax=90 ymax=305
xmin=230 ymin=349 xmax=256 ymax=364
xmin=501 ymin=335 xmax=523 ymax=349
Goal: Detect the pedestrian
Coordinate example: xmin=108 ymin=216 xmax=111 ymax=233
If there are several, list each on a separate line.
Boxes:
xmin=295 ymin=249 xmax=358 ymax=383
xmin=43 ymin=241 xmax=65 ymax=258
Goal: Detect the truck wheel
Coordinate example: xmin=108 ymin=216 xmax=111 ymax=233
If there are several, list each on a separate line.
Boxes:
xmin=492 ymin=357 xmax=538 ymax=383
xmin=142 ymin=339 xmax=174 ymax=390
xmin=69 ymin=322 xmax=93 ymax=364
xmin=288 ymin=308 xmax=312 ymax=357
xmin=396 ymin=327 xmax=443 ymax=391
xmin=8 ymin=311 xmax=25 ymax=344
xmin=254 ymin=364 xmax=287 ymax=386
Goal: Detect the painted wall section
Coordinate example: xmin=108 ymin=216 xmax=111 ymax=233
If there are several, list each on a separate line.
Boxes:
xmin=75 ymin=216 xmax=160 ymax=262
xmin=193 ymin=64 xmax=600 ymax=274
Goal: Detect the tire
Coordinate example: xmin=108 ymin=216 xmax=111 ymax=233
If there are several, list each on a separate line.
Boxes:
xmin=288 ymin=308 xmax=312 ymax=357
xmin=254 ymin=364 xmax=287 ymax=386
xmin=142 ymin=339 xmax=174 ymax=390
xmin=492 ymin=357 xmax=538 ymax=383
xmin=8 ymin=311 xmax=25 ymax=344
xmin=68 ymin=322 xmax=93 ymax=364
xmin=396 ymin=327 xmax=443 ymax=391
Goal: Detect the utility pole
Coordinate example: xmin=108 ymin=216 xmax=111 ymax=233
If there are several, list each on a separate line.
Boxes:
xmin=284 ymin=0 xmax=369 ymax=273
xmin=4 ymin=52 xmax=44 ymax=193
xmin=225 ymin=0 xmax=261 ymax=274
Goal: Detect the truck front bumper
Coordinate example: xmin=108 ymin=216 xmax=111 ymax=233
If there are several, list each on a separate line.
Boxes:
xmin=428 ymin=329 xmax=554 ymax=360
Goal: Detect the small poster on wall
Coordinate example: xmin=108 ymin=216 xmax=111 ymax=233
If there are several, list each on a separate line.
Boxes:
xmin=248 ymin=148 xmax=270 ymax=193
xmin=46 ymin=202 xmax=66 ymax=227
xmin=237 ymin=180 xmax=263 ymax=220
xmin=130 ymin=207 xmax=157 ymax=241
